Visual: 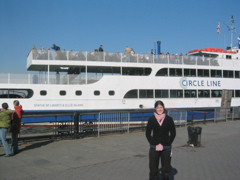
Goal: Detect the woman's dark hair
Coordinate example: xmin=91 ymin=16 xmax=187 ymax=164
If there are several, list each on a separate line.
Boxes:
xmin=2 ymin=103 xmax=9 ymax=110
xmin=154 ymin=100 xmax=165 ymax=108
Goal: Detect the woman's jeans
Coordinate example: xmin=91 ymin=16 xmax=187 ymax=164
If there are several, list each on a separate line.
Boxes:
xmin=11 ymin=133 xmax=19 ymax=153
xmin=0 ymin=128 xmax=11 ymax=155
xmin=149 ymin=148 xmax=171 ymax=180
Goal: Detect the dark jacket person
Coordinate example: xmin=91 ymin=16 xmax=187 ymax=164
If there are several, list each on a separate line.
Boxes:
xmin=146 ymin=100 xmax=176 ymax=180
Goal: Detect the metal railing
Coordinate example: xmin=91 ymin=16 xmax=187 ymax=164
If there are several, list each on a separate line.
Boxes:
xmin=0 ymin=73 xmax=104 ymax=85
xmin=9 ymin=107 xmax=240 ymax=142
xmin=1 ymin=49 xmax=240 ymax=85
xmin=168 ymin=109 xmax=188 ymax=126
xmin=214 ymin=107 xmax=240 ymax=122
xmin=29 ymin=49 xmax=240 ymax=65
xmin=98 ymin=112 xmax=130 ymax=137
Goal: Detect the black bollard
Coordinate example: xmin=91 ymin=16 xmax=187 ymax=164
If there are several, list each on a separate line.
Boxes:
xmin=204 ymin=113 xmax=206 ymax=124
xmin=74 ymin=112 xmax=79 ymax=139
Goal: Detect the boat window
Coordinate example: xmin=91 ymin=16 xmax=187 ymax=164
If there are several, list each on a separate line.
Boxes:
xmin=226 ymin=55 xmax=232 ymax=59
xmin=60 ymin=90 xmax=66 ymax=96
xmin=184 ymin=69 xmax=196 ymax=77
xmin=170 ymin=90 xmax=183 ymax=98
xmin=169 ymin=68 xmax=182 ymax=76
xmin=67 ymin=67 xmax=81 ymax=74
xmin=94 ymin=90 xmax=100 ymax=96
xmin=109 ymin=91 xmax=115 ymax=96
xmin=223 ymin=70 xmax=234 ymax=78
xmin=184 ymin=90 xmax=197 ymax=98
xmin=156 ymin=68 xmax=168 ymax=76
xmin=155 ymin=90 xmax=169 ymax=98
xmin=122 ymin=67 xmax=151 ymax=76
xmin=40 ymin=90 xmax=47 ymax=96
xmin=211 ymin=70 xmax=222 ymax=78
xmin=76 ymin=90 xmax=82 ymax=96
xmin=235 ymin=90 xmax=240 ymax=97
xmin=139 ymin=90 xmax=154 ymax=98
xmin=86 ymin=66 xmax=121 ymax=75
xmin=198 ymin=90 xmax=210 ymax=98
xmin=124 ymin=89 xmax=138 ymax=98
xmin=197 ymin=69 xmax=209 ymax=77
xmin=211 ymin=90 xmax=222 ymax=97
xmin=0 ymin=89 xmax=34 ymax=99
xmin=235 ymin=71 xmax=240 ymax=78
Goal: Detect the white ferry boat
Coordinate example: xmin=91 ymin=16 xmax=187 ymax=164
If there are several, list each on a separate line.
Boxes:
xmin=1 ymin=39 xmax=240 ymax=111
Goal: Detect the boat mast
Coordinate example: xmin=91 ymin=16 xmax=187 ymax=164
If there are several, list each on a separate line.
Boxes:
xmin=229 ymin=16 xmax=235 ymax=48
xmin=224 ymin=16 xmax=236 ymax=48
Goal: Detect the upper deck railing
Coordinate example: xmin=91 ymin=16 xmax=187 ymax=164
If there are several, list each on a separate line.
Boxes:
xmin=28 ymin=49 xmax=232 ymax=66
xmin=1 ymin=49 xmax=240 ymax=85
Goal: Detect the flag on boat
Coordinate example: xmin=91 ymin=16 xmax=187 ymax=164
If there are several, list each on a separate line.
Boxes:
xmin=217 ymin=22 xmax=220 ymax=34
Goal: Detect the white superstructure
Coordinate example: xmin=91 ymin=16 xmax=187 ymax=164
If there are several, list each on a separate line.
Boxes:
xmin=1 ymin=43 xmax=240 ymax=111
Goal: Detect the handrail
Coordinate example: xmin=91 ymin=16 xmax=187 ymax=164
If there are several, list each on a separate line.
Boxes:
xmin=9 ymin=107 xmax=239 ymax=142
xmin=30 ymin=49 xmax=235 ymax=65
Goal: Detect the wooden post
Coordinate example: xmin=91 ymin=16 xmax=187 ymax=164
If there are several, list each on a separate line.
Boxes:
xmin=220 ymin=89 xmax=232 ymax=121
xmin=221 ymin=89 xmax=232 ymax=108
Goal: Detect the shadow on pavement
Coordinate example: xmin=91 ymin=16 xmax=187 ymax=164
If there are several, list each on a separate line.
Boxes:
xmin=159 ymin=167 xmax=178 ymax=180
xmin=18 ymin=140 xmax=54 ymax=152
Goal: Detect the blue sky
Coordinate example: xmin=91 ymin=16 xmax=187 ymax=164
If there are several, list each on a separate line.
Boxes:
xmin=0 ymin=0 xmax=239 ymax=73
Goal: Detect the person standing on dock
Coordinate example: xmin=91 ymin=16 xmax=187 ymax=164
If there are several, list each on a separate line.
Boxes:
xmin=146 ymin=100 xmax=176 ymax=180
xmin=0 ymin=103 xmax=12 ymax=157
xmin=9 ymin=100 xmax=24 ymax=154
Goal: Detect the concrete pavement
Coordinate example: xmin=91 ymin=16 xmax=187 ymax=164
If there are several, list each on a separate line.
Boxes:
xmin=1 ymin=121 xmax=240 ymax=180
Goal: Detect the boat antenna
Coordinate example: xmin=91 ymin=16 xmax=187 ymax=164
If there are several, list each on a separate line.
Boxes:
xmin=221 ymin=16 xmax=236 ymax=48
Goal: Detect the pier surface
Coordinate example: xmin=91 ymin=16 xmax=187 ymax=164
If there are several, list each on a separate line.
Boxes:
xmin=1 ymin=121 xmax=240 ymax=180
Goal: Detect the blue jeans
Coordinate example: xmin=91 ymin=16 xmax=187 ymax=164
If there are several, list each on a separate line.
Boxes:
xmin=0 ymin=128 xmax=11 ymax=155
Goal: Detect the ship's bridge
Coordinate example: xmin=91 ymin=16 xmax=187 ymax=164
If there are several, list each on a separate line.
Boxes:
xmin=188 ymin=47 xmax=239 ymax=58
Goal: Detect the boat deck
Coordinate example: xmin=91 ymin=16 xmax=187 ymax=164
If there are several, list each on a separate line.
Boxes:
xmin=27 ymin=49 xmax=236 ymax=72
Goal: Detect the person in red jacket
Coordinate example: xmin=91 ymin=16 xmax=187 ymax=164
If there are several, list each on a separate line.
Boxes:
xmin=9 ymin=100 xmax=24 ymax=154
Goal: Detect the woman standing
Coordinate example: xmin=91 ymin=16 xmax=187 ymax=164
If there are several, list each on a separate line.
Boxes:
xmin=0 ymin=103 xmax=12 ymax=157
xmin=9 ymin=100 xmax=24 ymax=154
xmin=146 ymin=101 xmax=176 ymax=180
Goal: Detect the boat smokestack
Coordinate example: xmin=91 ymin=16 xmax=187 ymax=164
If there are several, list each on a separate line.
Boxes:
xmin=157 ymin=41 xmax=161 ymax=55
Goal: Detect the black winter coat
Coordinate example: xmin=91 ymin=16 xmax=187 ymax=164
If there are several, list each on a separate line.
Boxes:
xmin=146 ymin=114 xmax=176 ymax=146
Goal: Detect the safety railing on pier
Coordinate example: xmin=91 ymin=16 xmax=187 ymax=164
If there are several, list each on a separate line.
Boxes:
xmin=214 ymin=107 xmax=240 ymax=122
xmin=98 ymin=111 xmax=130 ymax=137
xmin=187 ymin=107 xmax=240 ymax=124
xmin=10 ymin=107 xmax=240 ymax=142
xmin=168 ymin=109 xmax=188 ymax=126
